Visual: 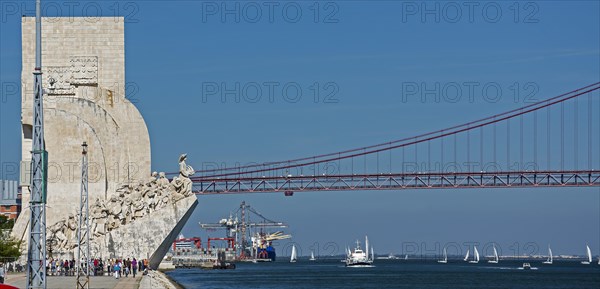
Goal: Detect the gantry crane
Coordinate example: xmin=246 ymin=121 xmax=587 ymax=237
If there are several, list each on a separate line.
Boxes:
xmin=199 ymin=201 xmax=289 ymax=259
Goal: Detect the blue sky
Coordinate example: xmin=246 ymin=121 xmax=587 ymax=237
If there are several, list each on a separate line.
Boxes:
xmin=1 ymin=1 xmax=599 ymax=257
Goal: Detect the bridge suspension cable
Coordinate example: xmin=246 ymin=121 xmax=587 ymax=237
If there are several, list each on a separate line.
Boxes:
xmin=189 ymin=82 xmax=600 ymax=180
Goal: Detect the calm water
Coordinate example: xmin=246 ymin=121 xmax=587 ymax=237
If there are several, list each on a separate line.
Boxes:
xmin=165 ymin=259 xmax=600 ymax=289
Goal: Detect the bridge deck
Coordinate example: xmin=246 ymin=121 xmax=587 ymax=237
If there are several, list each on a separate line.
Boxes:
xmin=193 ymin=170 xmax=600 ymax=194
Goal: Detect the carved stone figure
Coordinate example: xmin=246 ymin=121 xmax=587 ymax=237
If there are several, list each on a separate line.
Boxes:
xmin=157 ymin=172 xmax=169 ymax=188
xmin=172 ymin=154 xmax=195 ymax=196
xmin=48 ymin=220 xmax=68 ymax=250
xmin=149 ymin=171 xmax=158 ymax=184
xmin=90 ymin=198 xmax=107 ymax=237
xmin=132 ymin=199 xmax=147 ymax=219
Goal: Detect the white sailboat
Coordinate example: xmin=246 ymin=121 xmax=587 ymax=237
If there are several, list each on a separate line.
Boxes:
xmin=309 ymin=251 xmax=316 ymax=261
xmin=581 ymin=244 xmax=592 ymax=265
xmin=371 ymin=247 xmax=374 ymax=261
xmin=469 ymin=246 xmax=480 ymax=263
xmin=463 ymin=249 xmax=470 ymax=262
xmin=488 ymin=245 xmax=499 ymax=264
xmin=542 ymin=246 xmax=553 ymax=264
xmin=404 ymin=255 xmax=408 ymax=260
xmin=290 ymin=245 xmax=297 ymax=263
xmin=438 ymin=247 xmax=448 ymax=263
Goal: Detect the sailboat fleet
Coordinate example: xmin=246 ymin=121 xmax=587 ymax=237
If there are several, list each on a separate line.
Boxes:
xmin=288 ymin=240 xmax=597 ymax=266
xmin=435 ymin=244 xmax=598 ymax=266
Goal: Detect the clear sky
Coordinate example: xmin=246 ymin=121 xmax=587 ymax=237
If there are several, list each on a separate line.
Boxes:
xmin=1 ymin=1 xmax=599 ymax=257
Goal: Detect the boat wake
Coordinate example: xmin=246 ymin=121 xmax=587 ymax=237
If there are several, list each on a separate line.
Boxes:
xmin=345 ymin=265 xmax=376 ymax=268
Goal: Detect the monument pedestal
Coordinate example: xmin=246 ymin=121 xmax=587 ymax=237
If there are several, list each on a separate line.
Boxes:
xmin=96 ymin=195 xmax=198 ymax=268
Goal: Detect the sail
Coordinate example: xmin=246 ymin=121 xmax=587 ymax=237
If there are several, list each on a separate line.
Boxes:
xmin=586 ymin=245 xmax=592 ymax=263
xmin=443 ymin=248 xmax=447 ymax=262
xmin=548 ymin=247 xmax=553 ymax=262
xmin=464 ymin=249 xmax=470 ymax=261
xmin=493 ymin=246 xmax=498 ymax=262
xmin=311 ymin=251 xmax=315 ymax=260
xmin=290 ymin=245 xmax=297 ymax=262
xmin=371 ymin=247 xmax=374 ymax=261
xmin=365 ymin=236 xmax=369 ymax=261
xmin=474 ymin=247 xmax=480 ymax=262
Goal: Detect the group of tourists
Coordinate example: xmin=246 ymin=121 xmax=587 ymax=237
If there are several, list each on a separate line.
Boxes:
xmin=0 ymin=257 xmax=149 ymax=284
xmin=46 ymin=258 xmax=77 ymax=276
xmin=42 ymin=257 xmax=149 ymax=278
xmin=108 ymin=258 xmax=148 ymax=279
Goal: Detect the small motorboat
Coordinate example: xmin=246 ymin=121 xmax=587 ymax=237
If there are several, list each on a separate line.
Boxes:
xmin=519 ymin=262 xmax=538 ymax=270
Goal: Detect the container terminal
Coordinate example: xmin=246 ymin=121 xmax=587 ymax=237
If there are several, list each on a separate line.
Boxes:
xmin=170 ymin=201 xmax=291 ymax=268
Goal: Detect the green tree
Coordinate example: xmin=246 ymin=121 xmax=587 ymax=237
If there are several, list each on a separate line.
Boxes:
xmin=0 ymin=215 xmax=21 ymax=262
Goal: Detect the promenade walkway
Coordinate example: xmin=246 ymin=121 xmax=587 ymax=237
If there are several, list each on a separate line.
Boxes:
xmin=4 ymin=273 xmax=147 ymax=289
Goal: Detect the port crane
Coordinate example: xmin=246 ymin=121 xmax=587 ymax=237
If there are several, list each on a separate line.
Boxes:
xmin=199 ymin=201 xmax=290 ymax=260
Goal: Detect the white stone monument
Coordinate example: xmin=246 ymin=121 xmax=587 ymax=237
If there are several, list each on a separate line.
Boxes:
xmin=13 ymin=17 xmax=197 ymax=268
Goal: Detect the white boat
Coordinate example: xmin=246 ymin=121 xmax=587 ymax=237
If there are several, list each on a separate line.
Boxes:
xmin=290 ymin=245 xmax=297 ymax=263
xmin=345 ymin=236 xmax=374 ymax=267
xmin=438 ymin=248 xmax=448 ymax=263
xmin=581 ymin=244 xmax=592 ymax=265
xmin=519 ymin=262 xmax=538 ymax=270
xmin=597 ymin=257 xmax=599 ymax=265
xmin=404 ymin=255 xmax=408 ymax=260
xmin=542 ymin=246 xmax=553 ymax=264
xmin=309 ymin=251 xmax=316 ymax=261
xmin=488 ymin=245 xmax=499 ymax=264
xmin=376 ymin=253 xmax=399 ymax=260
xmin=463 ymin=249 xmax=470 ymax=262
xmin=468 ymin=246 xmax=480 ymax=263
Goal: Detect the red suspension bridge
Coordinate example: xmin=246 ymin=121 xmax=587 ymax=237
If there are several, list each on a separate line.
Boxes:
xmin=177 ymin=83 xmax=600 ymax=194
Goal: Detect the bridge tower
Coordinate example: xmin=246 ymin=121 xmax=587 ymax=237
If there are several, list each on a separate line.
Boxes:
xmin=26 ymin=0 xmax=48 ymax=288
xmin=76 ymin=142 xmax=90 ymax=289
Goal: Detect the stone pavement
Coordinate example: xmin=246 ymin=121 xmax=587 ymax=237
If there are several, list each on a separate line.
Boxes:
xmin=3 ymin=273 xmax=151 ymax=289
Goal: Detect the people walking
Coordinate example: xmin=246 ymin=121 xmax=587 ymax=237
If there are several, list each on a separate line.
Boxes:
xmin=132 ymin=258 xmax=137 ymax=278
xmin=125 ymin=258 xmax=130 ymax=277
xmin=113 ymin=261 xmax=120 ymax=279
xmin=0 ymin=262 xmax=5 ymax=284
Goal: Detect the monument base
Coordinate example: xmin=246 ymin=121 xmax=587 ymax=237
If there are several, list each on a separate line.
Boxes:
xmin=96 ymin=195 xmax=198 ymax=269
